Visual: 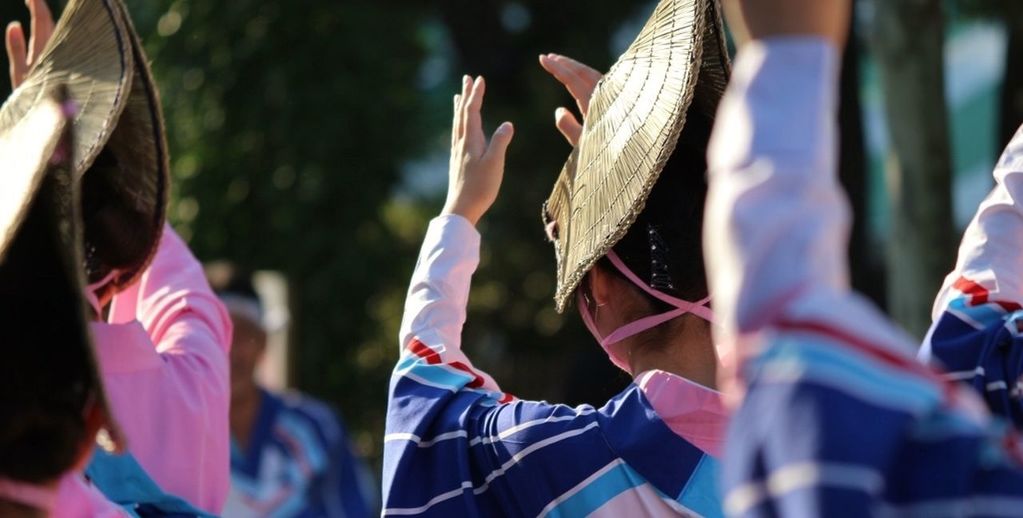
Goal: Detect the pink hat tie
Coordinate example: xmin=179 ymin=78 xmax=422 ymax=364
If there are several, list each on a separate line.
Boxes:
xmin=578 ymin=250 xmax=713 ymax=373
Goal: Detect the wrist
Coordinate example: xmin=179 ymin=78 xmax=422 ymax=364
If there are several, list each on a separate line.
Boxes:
xmin=725 ymin=0 xmax=850 ymax=51
xmin=440 ymin=201 xmax=481 ymax=227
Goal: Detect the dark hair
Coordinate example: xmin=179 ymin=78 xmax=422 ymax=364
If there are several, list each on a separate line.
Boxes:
xmin=0 ymin=177 xmax=96 ymax=484
xmin=81 ymin=148 xmax=151 ymax=286
xmin=604 ymin=109 xmax=713 ymax=312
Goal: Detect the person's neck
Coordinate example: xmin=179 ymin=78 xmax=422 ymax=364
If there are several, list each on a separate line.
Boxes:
xmin=627 ymin=315 xmax=718 ymax=389
xmin=230 ymin=385 xmax=263 ymax=450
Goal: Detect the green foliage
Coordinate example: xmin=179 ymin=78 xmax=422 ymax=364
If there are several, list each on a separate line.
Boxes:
xmin=0 ymin=0 xmax=642 ymax=468
xmin=127 ymin=0 xmax=642 ymax=467
xmin=124 ymin=0 xmax=433 ymax=462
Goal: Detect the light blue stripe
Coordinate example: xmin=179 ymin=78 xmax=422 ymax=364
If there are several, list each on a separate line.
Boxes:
xmin=396 ymin=359 xmax=474 ymax=389
xmin=277 ymin=413 xmax=328 ymax=473
xmin=545 ymin=463 xmax=645 ymax=518
xmin=678 ymin=455 xmax=723 ymax=518
xmin=948 ymin=296 xmax=1006 ymax=327
xmin=758 ymin=338 xmax=942 ymax=413
xmin=395 ymin=355 xmax=418 ymax=371
xmin=395 ymin=356 xmax=508 ymax=404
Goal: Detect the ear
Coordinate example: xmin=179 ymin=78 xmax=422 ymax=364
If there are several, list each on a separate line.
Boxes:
xmin=589 ymin=263 xmax=614 ymax=307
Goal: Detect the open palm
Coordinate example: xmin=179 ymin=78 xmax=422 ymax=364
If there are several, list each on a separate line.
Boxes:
xmin=538 ymin=53 xmax=602 ymax=146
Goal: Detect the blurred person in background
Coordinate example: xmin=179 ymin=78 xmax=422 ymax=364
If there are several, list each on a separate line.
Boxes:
xmin=382 ymin=0 xmax=732 ymax=515
xmin=4 ymin=0 xmax=233 ymax=513
xmin=210 ymin=267 xmax=376 ymax=518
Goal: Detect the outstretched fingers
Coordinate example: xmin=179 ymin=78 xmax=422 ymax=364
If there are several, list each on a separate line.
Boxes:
xmin=6 ymin=22 xmax=26 ymax=87
xmin=484 ymin=122 xmax=514 ymax=167
xmin=555 ymin=107 xmax=582 ymax=146
xmin=539 ymin=53 xmax=601 ymax=115
xmin=451 ymin=93 xmax=462 ymax=147
xmin=27 ymin=0 xmax=54 ymax=65
xmin=453 ymin=75 xmax=471 ymax=143
xmin=463 ymin=76 xmax=486 ymax=154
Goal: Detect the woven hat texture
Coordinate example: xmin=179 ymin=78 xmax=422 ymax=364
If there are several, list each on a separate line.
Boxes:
xmin=544 ymin=0 xmax=729 ymax=312
xmin=0 ymin=0 xmax=169 ymax=291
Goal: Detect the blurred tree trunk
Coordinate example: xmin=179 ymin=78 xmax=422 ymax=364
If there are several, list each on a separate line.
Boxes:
xmin=872 ymin=0 xmax=955 ymax=339
xmin=838 ymin=5 xmax=884 ymax=306
xmin=1000 ymin=15 xmax=1023 ymax=148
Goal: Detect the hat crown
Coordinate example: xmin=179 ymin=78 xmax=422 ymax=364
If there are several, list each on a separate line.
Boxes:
xmin=0 ymin=0 xmax=169 ymax=292
xmin=544 ymin=0 xmax=730 ymax=312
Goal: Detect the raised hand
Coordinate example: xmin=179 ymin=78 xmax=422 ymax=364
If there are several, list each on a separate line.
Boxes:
xmin=538 ymin=53 xmax=602 ymax=146
xmin=5 ymin=0 xmax=55 ymax=88
xmin=721 ymin=0 xmax=851 ymax=49
xmin=441 ymin=75 xmax=515 ymax=227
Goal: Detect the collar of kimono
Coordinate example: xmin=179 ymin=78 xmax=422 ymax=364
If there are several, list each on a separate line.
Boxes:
xmin=635 ymin=369 xmax=728 ymax=457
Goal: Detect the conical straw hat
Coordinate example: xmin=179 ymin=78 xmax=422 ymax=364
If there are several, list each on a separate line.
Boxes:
xmin=0 ymin=93 xmax=126 ymax=475
xmin=543 ymin=0 xmax=730 ymax=312
xmin=0 ymin=0 xmax=168 ymax=292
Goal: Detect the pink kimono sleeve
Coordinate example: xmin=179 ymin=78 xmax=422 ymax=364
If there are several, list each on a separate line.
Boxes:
xmin=90 ymin=225 xmax=232 ymax=513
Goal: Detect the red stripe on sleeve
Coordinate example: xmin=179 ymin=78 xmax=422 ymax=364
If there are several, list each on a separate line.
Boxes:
xmin=408 ymin=338 xmax=441 ymax=365
xmin=953 ymin=277 xmax=1022 ymax=312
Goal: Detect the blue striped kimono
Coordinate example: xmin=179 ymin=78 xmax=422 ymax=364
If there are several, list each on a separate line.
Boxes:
xmin=383 ymin=215 xmax=724 ymax=517
xmin=922 ymin=125 xmax=1023 ymax=428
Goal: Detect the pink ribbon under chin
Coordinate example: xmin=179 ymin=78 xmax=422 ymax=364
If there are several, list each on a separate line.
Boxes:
xmin=83 ymin=270 xmax=120 ymax=318
xmin=578 ymin=250 xmax=713 ymax=373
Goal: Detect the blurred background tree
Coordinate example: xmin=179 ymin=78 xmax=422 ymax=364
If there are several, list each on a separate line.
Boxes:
xmin=0 ymin=0 xmax=1019 ymax=475
xmin=958 ymin=0 xmax=1023 ymax=147
xmin=0 ymin=0 xmax=641 ymax=471
xmin=125 ymin=0 xmax=643 ymax=469
xmin=872 ymin=0 xmax=955 ymax=339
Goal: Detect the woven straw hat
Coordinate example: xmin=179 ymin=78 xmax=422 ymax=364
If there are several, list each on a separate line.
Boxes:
xmin=543 ymin=0 xmax=730 ymax=312
xmin=0 ymin=95 xmax=125 ymax=468
xmin=0 ymin=0 xmax=168 ymax=293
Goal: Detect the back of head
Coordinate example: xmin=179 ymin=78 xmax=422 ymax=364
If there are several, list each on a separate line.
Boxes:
xmin=207 ymin=261 xmax=264 ymax=322
xmin=608 ymin=109 xmax=714 ymax=306
xmin=0 ymin=96 xmax=122 ymax=488
xmin=0 ymin=176 xmax=97 ymax=485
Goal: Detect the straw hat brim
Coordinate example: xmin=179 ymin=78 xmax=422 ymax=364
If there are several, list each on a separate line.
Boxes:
xmin=0 ymin=0 xmax=169 ymax=291
xmin=0 ymin=100 xmax=66 ymax=261
xmin=0 ymin=95 xmax=125 ymax=455
xmin=544 ymin=0 xmax=730 ymax=312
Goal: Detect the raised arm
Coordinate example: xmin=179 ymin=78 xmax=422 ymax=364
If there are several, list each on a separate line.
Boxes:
xmin=704 ymin=38 xmax=846 ymax=344
xmin=394 ymin=212 xmax=508 ymax=400
xmin=92 ymin=225 xmax=232 ymax=512
xmin=929 ymin=128 xmax=1023 ymax=317
xmin=922 ymin=127 xmax=1023 ymax=425
xmin=393 ymin=75 xmax=513 ymax=397
xmin=704 ymin=2 xmax=930 ymax=515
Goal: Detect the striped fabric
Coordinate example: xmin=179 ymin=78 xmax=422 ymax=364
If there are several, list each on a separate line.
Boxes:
xmin=383 ymin=215 xmax=724 ymax=517
xmin=704 ymin=38 xmax=1023 ymax=517
xmin=225 ymin=389 xmax=376 ymax=518
xmin=923 ymin=125 xmax=1023 ymax=428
